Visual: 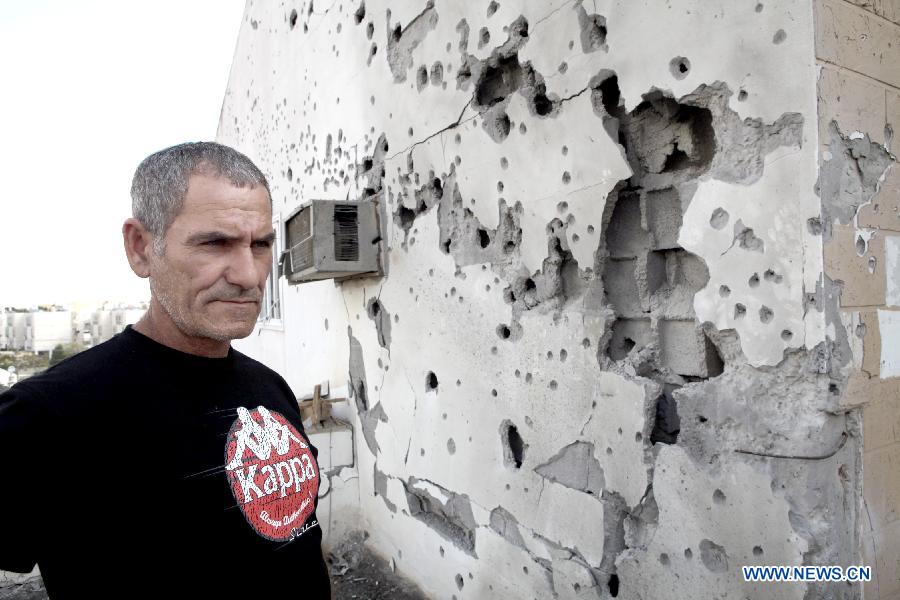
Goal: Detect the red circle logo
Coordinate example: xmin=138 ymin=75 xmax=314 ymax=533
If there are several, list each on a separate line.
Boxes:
xmin=224 ymin=406 xmax=319 ymax=541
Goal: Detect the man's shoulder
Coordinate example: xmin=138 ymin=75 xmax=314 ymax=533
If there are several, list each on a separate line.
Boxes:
xmin=46 ymin=333 xmax=134 ymax=375
xmin=9 ymin=333 xmax=136 ymax=400
xmin=230 ymin=348 xmax=288 ymax=384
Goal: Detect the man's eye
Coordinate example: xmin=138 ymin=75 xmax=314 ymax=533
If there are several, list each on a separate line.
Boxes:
xmin=204 ymin=239 xmax=226 ymax=246
xmin=253 ymin=241 xmax=272 ymax=248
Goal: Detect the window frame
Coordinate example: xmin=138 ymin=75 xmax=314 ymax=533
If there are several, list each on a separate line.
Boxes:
xmin=257 ymin=215 xmax=284 ymax=330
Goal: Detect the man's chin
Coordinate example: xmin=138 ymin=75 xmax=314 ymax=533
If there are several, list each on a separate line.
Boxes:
xmin=195 ymin=323 xmax=255 ymax=342
xmin=196 ymin=314 xmax=259 ymax=341
xmin=183 ymin=301 xmax=258 ymax=338
xmin=228 ymin=323 xmax=257 ymax=340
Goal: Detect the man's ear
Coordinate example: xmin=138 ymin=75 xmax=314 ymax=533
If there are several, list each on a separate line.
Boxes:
xmin=123 ymin=218 xmax=156 ymax=278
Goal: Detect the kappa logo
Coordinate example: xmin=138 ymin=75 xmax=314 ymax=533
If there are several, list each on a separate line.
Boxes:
xmin=224 ymin=406 xmax=319 ymax=541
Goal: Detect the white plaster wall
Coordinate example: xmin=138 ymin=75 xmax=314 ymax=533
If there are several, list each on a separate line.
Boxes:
xmin=218 ymin=1 xmax=839 ymax=598
xmin=617 ymin=446 xmax=807 ymax=600
xmin=236 ymin=281 xmax=349 ymax=396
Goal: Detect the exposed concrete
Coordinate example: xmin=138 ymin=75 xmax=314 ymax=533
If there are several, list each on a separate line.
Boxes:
xmin=386 ymin=4 xmax=439 ymax=83
xmin=403 ymin=477 xmax=478 ymax=558
xmin=373 ymin=464 xmax=397 ymax=513
xmin=488 ymin=506 xmax=527 ymax=550
xmin=348 ymin=329 xmax=388 ymax=456
xmin=817 ymin=122 xmax=894 ymax=236
xmin=366 ymin=297 xmax=392 ymax=349
xmin=534 ymin=441 xmax=606 ymax=497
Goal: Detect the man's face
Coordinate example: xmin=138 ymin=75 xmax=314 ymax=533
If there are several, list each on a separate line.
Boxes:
xmin=147 ymin=173 xmax=274 ymax=342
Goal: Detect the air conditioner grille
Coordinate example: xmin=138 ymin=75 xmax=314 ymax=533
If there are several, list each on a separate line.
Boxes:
xmin=287 ymin=206 xmax=311 ymax=240
xmin=290 ymin=237 xmax=314 ymax=272
xmin=334 ymin=205 xmax=359 ymax=262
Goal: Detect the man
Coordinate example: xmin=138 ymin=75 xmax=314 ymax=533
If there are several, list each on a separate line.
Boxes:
xmin=0 ymin=143 xmax=331 ymax=598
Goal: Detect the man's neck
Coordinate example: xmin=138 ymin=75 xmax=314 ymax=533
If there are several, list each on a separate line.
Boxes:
xmin=133 ymin=302 xmax=231 ymax=358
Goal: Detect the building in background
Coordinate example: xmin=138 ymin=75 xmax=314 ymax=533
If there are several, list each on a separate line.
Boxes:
xmin=0 ymin=311 xmax=27 ymax=351
xmin=1 ymin=308 xmax=71 ymax=354
xmin=24 ymin=310 xmax=72 ymax=353
xmin=0 ymin=304 xmax=145 ymax=352
xmin=0 ymin=366 xmax=13 ymax=388
xmin=87 ymin=306 xmax=144 ymax=347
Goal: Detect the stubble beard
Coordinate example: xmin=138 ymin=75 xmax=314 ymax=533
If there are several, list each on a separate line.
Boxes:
xmin=150 ymin=275 xmax=257 ymax=342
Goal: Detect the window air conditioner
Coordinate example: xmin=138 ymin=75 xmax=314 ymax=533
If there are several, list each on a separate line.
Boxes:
xmin=281 ymin=199 xmax=383 ymax=284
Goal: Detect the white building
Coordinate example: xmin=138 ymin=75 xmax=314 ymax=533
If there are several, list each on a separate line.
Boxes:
xmin=0 ymin=306 xmax=145 ymax=351
xmin=25 ymin=311 xmax=72 ymax=353
xmin=0 ymin=366 xmax=16 ymax=387
xmin=88 ymin=308 xmax=144 ymax=346
xmin=73 ymin=311 xmax=93 ymax=346
xmin=0 ymin=312 xmax=28 ymax=351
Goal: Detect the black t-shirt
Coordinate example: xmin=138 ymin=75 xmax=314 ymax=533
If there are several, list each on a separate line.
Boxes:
xmin=0 ymin=325 xmax=331 ymax=599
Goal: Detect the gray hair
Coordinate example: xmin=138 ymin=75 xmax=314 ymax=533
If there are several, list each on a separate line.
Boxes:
xmin=130 ymin=142 xmax=271 ymax=253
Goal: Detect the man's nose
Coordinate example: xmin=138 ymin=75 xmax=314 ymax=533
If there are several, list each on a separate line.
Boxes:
xmin=226 ymin=246 xmax=263 ymax=290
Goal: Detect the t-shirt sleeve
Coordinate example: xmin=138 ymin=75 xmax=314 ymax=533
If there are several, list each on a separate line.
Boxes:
xmin=0 ymin=384 xmax=47 ymax=573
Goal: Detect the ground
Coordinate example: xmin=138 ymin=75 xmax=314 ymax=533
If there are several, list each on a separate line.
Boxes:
xmin=327 ymin=532 xmax=428 ymax=600
xmin=0 ymin=534 xmax=426 ymax=600
xmin=0 ymin=579 xmax=46 ymax=600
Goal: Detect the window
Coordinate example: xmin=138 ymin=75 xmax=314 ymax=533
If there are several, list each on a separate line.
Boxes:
xmin=259 ymin=217 xmax=282 ymax=323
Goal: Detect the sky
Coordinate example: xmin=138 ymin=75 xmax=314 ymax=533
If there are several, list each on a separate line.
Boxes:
xmin=0 ymin=0 xmax=246 ymax=308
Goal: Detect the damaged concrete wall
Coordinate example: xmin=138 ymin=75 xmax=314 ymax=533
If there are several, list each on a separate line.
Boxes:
xmin=814 ymin=1 xmax=900 ymax=597
xmin=218 ymin=0 xmax=877 ymax=597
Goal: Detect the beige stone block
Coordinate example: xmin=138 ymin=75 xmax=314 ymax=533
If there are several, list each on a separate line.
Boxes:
xmin=837 ymin=310 xmax=880 ymax=386
xmin=861 ymin=506 xmax=874 ymax=594
xmin=844 ymin=371 xmax=876 ymax=407
xmin=861 ymin=309 xmax=883 ymax=376
xmin=845 ymin=0 xmax=881 ymax=12
xmin=818 ymin=65 xmax=888 ymax=146
xmin=816 ymin=0 xmax=900 ymax=88
xmin=843 ymin=370 xmax=900 ymax=408
xmin=888 ymin=89 xmax=900 ymax=152
xmin=864 ymin=442 xmax=900 ymax=527
xmin=858 ymin=163 xmax=900 ymax=231
xmin=825 ymin=224 xmax=887 ymax=306
xmin=864 ymin=391 xmax=900 ymax=451
xmin=881 ymin=0 xmax=900 ymax=25
xmin=862 ymin=517 xmax=900 ymax=599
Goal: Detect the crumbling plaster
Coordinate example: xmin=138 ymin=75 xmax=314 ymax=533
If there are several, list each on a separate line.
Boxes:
xmin=220 ymin=0 xmax=868 ymax=598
